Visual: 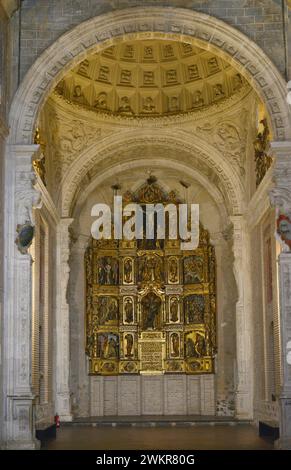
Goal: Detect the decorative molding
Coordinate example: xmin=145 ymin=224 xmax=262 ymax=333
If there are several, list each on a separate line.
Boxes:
xmin=50 ymin=83 xmax=253 ymax=128
xmin=57 ymin=129 xmax=245 ymax=217
xmin=56 ymin=38 xmax=250 ymax=118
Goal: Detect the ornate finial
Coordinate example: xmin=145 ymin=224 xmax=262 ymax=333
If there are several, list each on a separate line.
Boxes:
xmin=146 ymin=171 xmax=157 ymax=185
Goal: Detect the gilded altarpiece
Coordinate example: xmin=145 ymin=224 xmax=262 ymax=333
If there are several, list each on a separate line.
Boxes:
xmin=85 ymin=182 xmax=216 ymax=375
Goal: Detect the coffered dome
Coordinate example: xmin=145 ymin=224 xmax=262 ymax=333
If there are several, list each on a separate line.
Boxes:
xmin=55 ymin=39 xmax=249 ymax=118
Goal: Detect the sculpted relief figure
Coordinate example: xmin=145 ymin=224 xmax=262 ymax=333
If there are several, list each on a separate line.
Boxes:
xmin=142 ymin=96 xmax=155 ymax=113
xmin=124 ymin=298 xmax=134 ymax=323
xmin=169 ymin=257 xmax=178 ymax=283
xmin=98 ymin=257 xmax=119 ymax=285
xmin=118 ymin=96 xmax=133 ymax=114
xmin=184 ymin=255 xmax=204 ymax=284
xmin=171 ymin=333 xmax=180 ymax=357
xmin=94 ymin=92 xmax=108 ymax=110
xmin=196 ymin=121 xmax=245 ymax=174
xmin=124 ymin=258 xmax=133 ymax=284
xmin=169 ymin=297 xmax=179 ymax=322
xmin=99 ymin=333 xmax=119 ymax=359
xmin=142 ymin=293 xmax=161 ymax=330
xmin=125 ymin=334 xmax=134 ymax=358
xmin=192 ymin=90 xmax=204 ymax=108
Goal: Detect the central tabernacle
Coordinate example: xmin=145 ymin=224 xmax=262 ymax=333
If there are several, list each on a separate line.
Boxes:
xmin=85 ymin=180 xmax=216 ymax=375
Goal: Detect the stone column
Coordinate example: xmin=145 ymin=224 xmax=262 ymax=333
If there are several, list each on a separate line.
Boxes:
xmin=55 ymin=218 xmax=73 ymax=421
xmin=0 ymin=117 xmax=9 ymax=447
xmin=69 ymin=234 xmax=90 ymax=417
xmin=270 ymin=141 xmax=291 ymax=449
xmin=2 ymin=144 xmax=41 ymax=449
xmin=230 ymin=215 xmax=253 ymax=419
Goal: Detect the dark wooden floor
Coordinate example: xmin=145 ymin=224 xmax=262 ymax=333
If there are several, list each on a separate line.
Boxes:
xmin=43 ymin=424 xmax=273 ymax=450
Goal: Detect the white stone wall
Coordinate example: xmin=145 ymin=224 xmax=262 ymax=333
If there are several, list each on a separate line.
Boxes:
xmin=90 ymin=375 xmax=215 ymax=417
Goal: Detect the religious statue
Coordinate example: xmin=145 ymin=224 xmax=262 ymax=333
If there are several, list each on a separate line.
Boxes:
xmin=94 ymin=92 xmax=108 ymax=110
xmin=98 ymin=257 xmax=119 ymax=285
xmin=233 ymin=73 xmax=243 ymax=91
xmin=192 ymin=90 xmax=204 ymax=108
xmin=124 ymin=258 xmax=133 ymax=283
xmin=169 ymin=297 xmax=179 ymax=322
xmin=97 ymin=297 xmax=118 ymax=324
xmin=186 ymin=336 xmax=196 ymax=358
xmin=184 ymin=255 xmax=203 ymax=284
xmin=169 ymin=257 xmax=178 ymax=283
xmin=142 ymin=96 xmax=155 ymax=113
xmin=138 ymin=255 xmax=163 ymax=283
xmin=73 ymin=85 xmax=85 ymax=104
xmin=213 ymin=83 xmax=225 ymax=99
xmin=142 ymin=293 xmax=161 ymax=330
xmin=171 ymin=333 xmax=180 ymax=357
xmin=194 ymin=332 xmax=206 ymax=357
xmin=124 ymin=298 xmax=134 ymax=323
xmin=169 ymin=96 xmax=179 ymax=112
xmin=118 ymin=96 xmax=133 ymax=114
xmin=125 ymin=334 xmax=134 ymax=357
xmin=184 ymin=295 xmax=204 ymax=323
xmin=99 ymin=333 xmax=119 ymax=359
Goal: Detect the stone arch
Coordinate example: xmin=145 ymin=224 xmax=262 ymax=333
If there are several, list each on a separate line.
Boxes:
xmin=8 ymin=7 xmax=290 ymax=145
xmin=57 ymin=129 xmax=245 ymax=217
xmin=70 ymin=157 xmax=229 ymax=227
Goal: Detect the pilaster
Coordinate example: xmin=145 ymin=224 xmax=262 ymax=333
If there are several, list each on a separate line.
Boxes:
xmin=2 ymin=144 xmax=41 ymax=449
xmin=55 ymin=218 xmax=74 ymax=421
xmin=270 ymin=141 xmax=291 ymax=449
xmin=230 ymin=215 xmax=253 ymax=419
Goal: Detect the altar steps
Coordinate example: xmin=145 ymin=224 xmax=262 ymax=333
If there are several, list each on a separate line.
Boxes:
xmin=65 ymin=415 xmax=251 ymax=427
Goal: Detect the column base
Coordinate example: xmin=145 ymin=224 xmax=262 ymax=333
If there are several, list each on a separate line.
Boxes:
xmin=274 ymin=437 xmax=291 ymax=450
xmin=2 ymin=438 xmax=41 ymax=450
xmin=235 ymin=391 xmax=253 ymax=420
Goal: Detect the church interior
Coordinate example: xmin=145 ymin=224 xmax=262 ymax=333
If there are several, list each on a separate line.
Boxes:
xmin=1 ymin=0 xmax=291 ymax=451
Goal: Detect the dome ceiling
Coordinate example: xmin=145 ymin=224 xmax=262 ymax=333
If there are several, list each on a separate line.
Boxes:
xmin=55 ymin=40 xmax=249 ymax=118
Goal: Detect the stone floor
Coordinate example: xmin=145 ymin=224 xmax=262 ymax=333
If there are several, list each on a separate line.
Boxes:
xmin=43 ymin=424 xmax=273 ymax=450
